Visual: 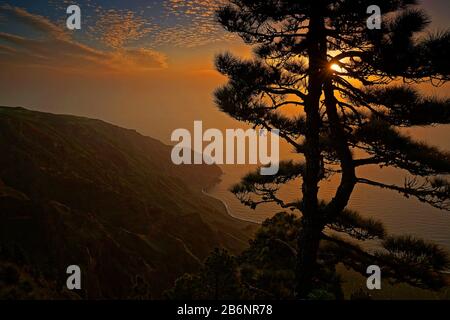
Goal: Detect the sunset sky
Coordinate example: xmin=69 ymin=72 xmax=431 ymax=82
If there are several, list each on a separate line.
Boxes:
xmin=0 ymin=0 xmax=449 ymax=143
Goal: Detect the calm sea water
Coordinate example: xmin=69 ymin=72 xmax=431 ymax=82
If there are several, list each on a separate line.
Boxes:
xmin=208 ymin=125 xmax=450 ymax=253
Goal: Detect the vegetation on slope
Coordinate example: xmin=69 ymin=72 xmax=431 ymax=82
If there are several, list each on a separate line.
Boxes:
xmin=0 ymin=106 xmax=256 ymax=299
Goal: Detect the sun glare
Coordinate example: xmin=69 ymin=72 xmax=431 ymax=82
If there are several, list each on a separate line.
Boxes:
xmin=330 ymin=63 xmax=341 ymax=72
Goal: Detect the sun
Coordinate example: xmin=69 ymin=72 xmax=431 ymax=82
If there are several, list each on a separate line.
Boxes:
xmin=330 ymin=63 xmax=341 ymax=72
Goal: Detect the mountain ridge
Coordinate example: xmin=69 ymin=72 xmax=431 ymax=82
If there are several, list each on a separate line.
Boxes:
xmin=0 ymin=106 xmax=256 ymax=299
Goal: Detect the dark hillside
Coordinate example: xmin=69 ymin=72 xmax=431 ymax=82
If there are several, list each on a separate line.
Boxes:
xmin=0 ymin=106 xmax=255 ymax=299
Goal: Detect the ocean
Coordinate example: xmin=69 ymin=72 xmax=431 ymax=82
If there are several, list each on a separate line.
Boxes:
xmin=208 ymin=125 xmax=450 ymax=253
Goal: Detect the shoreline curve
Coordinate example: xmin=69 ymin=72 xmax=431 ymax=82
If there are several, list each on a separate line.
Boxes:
xmin=202 ymin=189 xmax=261 ymax=225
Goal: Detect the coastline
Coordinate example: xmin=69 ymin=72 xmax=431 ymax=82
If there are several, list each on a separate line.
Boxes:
xmin=201 ymin=188 xmax=261 ymax=225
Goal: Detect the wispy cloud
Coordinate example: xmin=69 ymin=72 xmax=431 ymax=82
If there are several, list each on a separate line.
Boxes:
xmin=0 ymin=0 xmax=241 ymax=74
xmin=156 ymin=0 xmax=235 ymax=48
xmin=88 ymin=9 xmax=156 ymax=49
xmin=0 ymin=5 xmax=167 ymax=73
xmin=84 ymin=0 xmax=235 ymax=49
xmin=1 ymin=4 xmax=69 ymax=40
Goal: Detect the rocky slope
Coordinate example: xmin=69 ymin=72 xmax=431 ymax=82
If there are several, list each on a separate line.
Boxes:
xmin=0 ymin=106 xmax=255 ymax=299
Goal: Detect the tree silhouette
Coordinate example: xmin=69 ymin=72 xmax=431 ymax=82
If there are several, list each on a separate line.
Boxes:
xmin=165 ymin=248 xmax=242 ymax=300
xmin=214 ymin=0 xmax=450 ymax=298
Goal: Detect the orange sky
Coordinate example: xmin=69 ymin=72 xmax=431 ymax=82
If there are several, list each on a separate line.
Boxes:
xmin=0 ymin=1 xmax=449 ymax=146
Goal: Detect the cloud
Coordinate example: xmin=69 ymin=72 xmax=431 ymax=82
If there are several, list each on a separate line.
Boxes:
xmin=0 ymin=5 xmax=167 ymax=73
xmin=84 ymin=1 xmax=234 ymax=49
xmin=88 ymin=9 xmax=157 ymax=49
xmin=0 ymin=43 xmax=17 ymax=54
xmin=0 ymin=4 xmax=68 ymax=39
xmin=110 ymin=48 xmax=168 ymax=70
xmin=156 ymin=0 xmax=236 ymax=48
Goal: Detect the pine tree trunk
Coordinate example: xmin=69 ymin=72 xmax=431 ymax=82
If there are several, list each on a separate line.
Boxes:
xmin=295 ymin=218 xmax=323 ymax=298
xmin=295 ymin=7 xmax=326 ymax=299
xmin=323 ymin=80 xmax=357 ymax=216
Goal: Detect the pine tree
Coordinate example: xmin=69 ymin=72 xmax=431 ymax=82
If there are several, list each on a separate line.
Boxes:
xmin=214 ymin=0 xmax=450 ymax=298
xmin=165 ymin=248 xmax=242 ymax=300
